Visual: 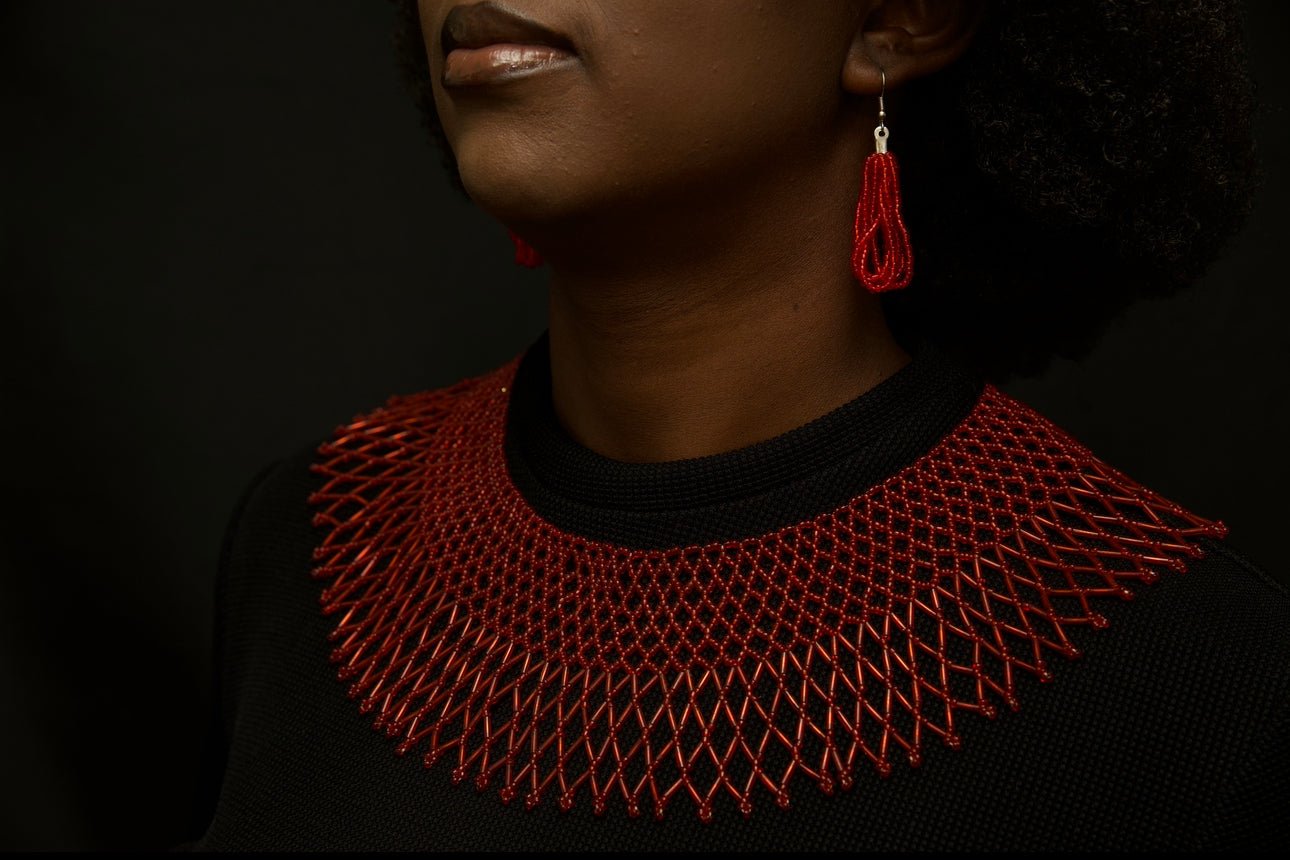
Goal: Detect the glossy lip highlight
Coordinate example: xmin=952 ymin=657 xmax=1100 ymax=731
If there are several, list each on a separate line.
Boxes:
xmin=443 ymin=43 xmax=576 ymax=87
xmin=440 ymin=2 xmax=578 ymax=86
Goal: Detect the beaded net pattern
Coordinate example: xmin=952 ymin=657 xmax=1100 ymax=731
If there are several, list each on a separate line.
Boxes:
xmin=309 ymin=360 xmax=1224 ymax=822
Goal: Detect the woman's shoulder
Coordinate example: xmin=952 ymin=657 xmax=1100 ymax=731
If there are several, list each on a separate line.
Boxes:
xmin=978 ymin=385 xmax=1289 ymax=645
xmin=1150 ymin=536 xmax=1290 ymax=676
xmin=983 ymin=384 xmax=1288 ymax=617
xmin=227 ymin=362 xmax=520 ymax=534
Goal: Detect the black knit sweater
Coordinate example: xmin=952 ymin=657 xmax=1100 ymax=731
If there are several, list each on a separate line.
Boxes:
xmin=190 ymin=340 xmax=1289 ymax=851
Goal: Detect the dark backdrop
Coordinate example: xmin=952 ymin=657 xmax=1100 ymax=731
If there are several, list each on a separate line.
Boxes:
xmin=1 ymin=1 xmax=1286 ymax=851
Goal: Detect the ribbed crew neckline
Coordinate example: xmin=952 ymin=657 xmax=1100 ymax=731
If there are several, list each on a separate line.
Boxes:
xmin=504 ymin=333 xmax=983 ymax=549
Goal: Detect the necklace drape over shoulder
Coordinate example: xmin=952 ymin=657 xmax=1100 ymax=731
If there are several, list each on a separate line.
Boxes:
xmin=308 ymin=350 xmax=1225 ymax=823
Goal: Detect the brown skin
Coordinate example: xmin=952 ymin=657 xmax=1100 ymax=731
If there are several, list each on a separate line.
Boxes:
xmin=419 ymin=0 xmax=981 ymax=462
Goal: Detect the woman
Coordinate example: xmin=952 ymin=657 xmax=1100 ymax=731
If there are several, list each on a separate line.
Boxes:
xmin=192 ymin=0 xmax=1285 ymax=850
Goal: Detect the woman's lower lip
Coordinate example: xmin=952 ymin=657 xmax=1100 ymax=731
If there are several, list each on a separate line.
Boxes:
xmin=442 ymin=44 xmax=577 ymax=87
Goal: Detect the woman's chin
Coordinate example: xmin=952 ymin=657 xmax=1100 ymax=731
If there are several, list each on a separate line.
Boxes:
xmin=460 ymin=172 xmax=614 ymax=245
xmin=459 ymin=164 xmax=571 ymax=223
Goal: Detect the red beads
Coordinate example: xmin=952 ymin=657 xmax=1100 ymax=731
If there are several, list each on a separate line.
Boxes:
xmin=852 ymin=151 xmax=913 ymax=293
xmin=509 ymin=230 xmax=543 ymax=268
xmin=309 ymin=361 xmax=1224 ymax=821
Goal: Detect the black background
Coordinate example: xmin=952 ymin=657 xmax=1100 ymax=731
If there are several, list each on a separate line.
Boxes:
xmin=1 ymin=1 xmax=1286 ymax=850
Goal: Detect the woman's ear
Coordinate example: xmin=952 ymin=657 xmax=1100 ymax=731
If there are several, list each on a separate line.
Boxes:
xmin=842 ymin=0 xmax=986 ymax=95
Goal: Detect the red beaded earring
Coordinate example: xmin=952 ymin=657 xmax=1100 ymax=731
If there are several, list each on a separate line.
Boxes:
xmin=509 ymin=230 xmax=543 ymax=268
xmin=852 ymin=69 xmax=913 ymax=293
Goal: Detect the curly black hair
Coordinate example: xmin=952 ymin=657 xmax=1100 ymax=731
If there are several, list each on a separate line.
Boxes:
xmin=388 ymin=0 xmax=1260 ymax=379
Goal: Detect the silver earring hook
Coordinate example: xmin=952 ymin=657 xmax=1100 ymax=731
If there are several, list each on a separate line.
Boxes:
xmin=878 ymin=68 xmax=887 ymax=128
xmin=875 ymin=67 xmax=889 ymax=154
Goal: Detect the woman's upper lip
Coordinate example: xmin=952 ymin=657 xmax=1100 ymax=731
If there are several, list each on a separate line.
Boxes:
xmin=441 ymin=2 xmax=575 ymax=54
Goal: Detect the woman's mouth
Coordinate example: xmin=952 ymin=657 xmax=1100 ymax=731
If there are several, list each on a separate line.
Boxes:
xmin=441 ymin=2 xmax=578 ymax=87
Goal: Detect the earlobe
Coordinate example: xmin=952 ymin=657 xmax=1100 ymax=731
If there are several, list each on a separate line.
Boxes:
xmin=840 ymin=31 xmax=903 ymax=96
xmin=841 ymin=0 xmax=985 ymax=95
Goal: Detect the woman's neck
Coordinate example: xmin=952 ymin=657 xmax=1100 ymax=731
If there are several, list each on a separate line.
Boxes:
xmin=544 ymin=176 xmax=908 ymax=462
xmin=548 ymin=291 xmax=906 ymax=464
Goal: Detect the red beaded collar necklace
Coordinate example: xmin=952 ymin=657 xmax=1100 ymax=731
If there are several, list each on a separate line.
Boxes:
xmin=308 ymin=358 xmax=1224 ymax=822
